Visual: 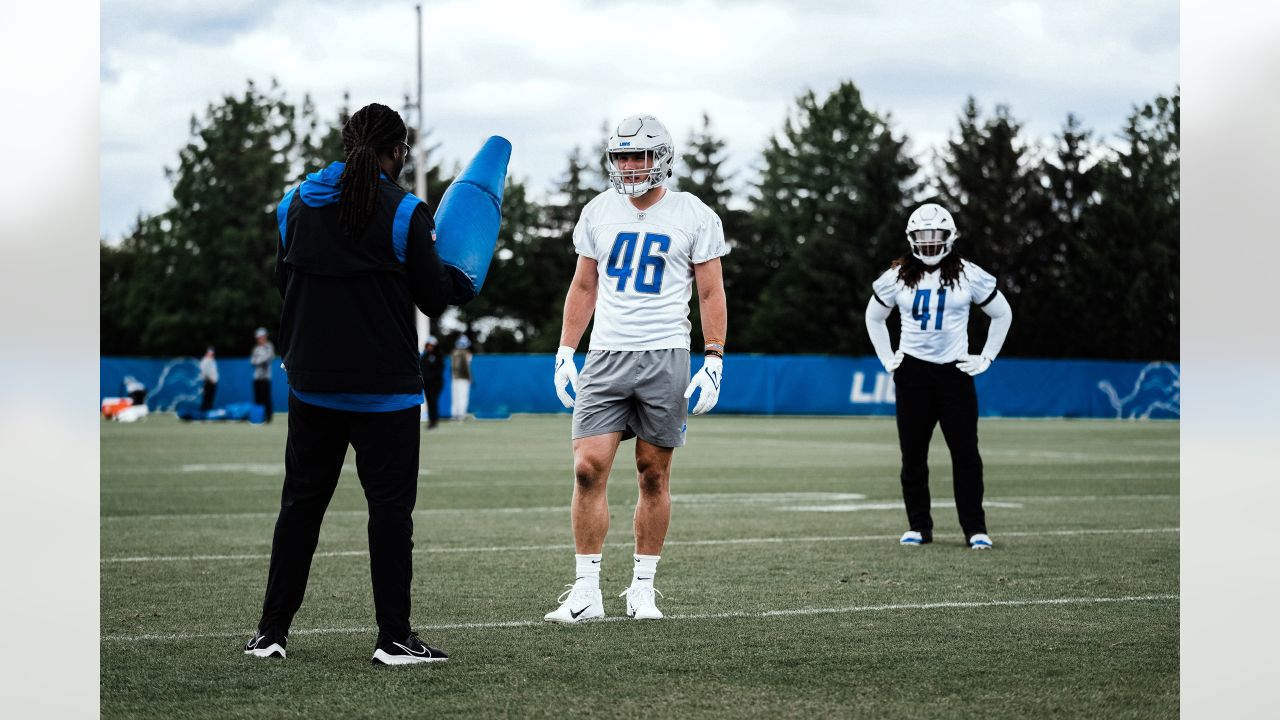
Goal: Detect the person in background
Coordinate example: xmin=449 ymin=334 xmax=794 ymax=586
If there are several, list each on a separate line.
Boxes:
xmin=420 ymin=336 xmax=444 ymax=428
xmin=199 ymin=347 xmax=219 ymax=411
xmin=450 ymin=336 xmax=473 ymax=421
xmin=864 ymin=203 xmax=1013 ymax=550
xmin=123 ymin=375 xmax=147 ymax=406
xmin=251 ymin=327 xmax=276 ymax=423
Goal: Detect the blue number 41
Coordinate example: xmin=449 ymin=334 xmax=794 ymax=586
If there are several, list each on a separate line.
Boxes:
xmin=911 ymin=288 xmax=947 ymax=330
xmin=606 ymin=232 xmax=669 ymax=294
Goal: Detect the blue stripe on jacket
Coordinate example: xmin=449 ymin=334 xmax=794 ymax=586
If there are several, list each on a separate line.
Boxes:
xmin=276 ymin=187 xmax=296 ymax=247
xmin=391 ymin=194 xmax=422 ymax=263
xmin=291 ymin=389 xmax=423 ymax=413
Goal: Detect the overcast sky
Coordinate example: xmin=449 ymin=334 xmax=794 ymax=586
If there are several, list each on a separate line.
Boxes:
xmin=100 ymin=0 xmax=1178 ymax=242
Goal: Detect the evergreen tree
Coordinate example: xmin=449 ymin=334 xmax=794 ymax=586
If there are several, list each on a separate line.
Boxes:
xmin=535 ymin=148 xmax=604 ymax=351
xmin=100 ymin=80 xmax=300 ymax=356
xmin=936 ymin=98 xmax=1050 ymax=295
xmin=453 ymin=176 xmax=551 ymax=350
xmin=934 ymin=98 xmax=1052 ymax=356
xmin=593 ymin=119 xmax=614 ymax=191
xmin=678 ymin=112 xmax=733 ymax=211
xmin=100 ymin=214 xmax=169 ymax=355
xmin=676 ymin=113 xmax=748 ymax=347
xmin=745 ymin=81 xmax=917 ymax=353
xmin=297 ymin=92 xmax=347 ymax=175
xmin=1032 ymin=113 xmax=1102 ymax=355
xmin=1076 ymin=91 xmax=1179 ymax=360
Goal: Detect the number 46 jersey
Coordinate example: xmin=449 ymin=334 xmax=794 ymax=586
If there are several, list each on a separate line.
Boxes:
xmin=871 ymin=260 xmax=999 ymax=365
xmin=574 ymin=190 xmax=728 ymax=351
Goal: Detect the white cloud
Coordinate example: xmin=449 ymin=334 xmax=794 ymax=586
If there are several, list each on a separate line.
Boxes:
xmin=100 ymin=0 xmax=1178 ymax=241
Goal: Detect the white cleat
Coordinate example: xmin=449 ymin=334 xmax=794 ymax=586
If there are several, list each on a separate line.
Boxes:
xmin=620 ymin=585 xmax=664 ymax=620
xmin=968 ymin=533 xmax=993 ymax=550
xmin=544 ymin=584 xmax=605 ymax=624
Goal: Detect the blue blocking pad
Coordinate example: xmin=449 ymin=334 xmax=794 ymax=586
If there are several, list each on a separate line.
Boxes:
xmin=434 ymin=135 xmax=512 ymax=304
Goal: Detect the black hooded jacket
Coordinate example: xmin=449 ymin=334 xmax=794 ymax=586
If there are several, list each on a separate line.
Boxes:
xmin=273 ymin=161 xmax=452 ymax=394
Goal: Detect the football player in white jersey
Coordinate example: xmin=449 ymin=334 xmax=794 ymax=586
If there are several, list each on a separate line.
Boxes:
xmin=864 ymin=203 xmax=1013 ymax=550
xmin=545 ymin=114 xmax=729 ymax=622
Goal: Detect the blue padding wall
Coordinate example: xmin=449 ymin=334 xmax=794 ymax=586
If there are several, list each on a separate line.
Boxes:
xmin=100 ymin=355 xmax=1179 ymax=420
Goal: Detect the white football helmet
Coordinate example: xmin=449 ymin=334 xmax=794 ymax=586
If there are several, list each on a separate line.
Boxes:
xmin=606 ymin=114 xmax=674 ymax=196
xmin=905 ymin=203 xmax=959 ymax=266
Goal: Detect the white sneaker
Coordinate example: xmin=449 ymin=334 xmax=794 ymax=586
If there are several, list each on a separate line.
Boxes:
xmin=900 ymin=530 xmax=931 ymax=546
xmin=543 ymin=584 xmax=604 ymax=624
xmin=620 ymin=585 xmax=664 ymax=620
xmin=968 ymin=533 xmax=993 ymax=550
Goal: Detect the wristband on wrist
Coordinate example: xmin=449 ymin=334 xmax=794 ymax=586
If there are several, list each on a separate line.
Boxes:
xmin=704 ymin=340 xmax=725 ymax=358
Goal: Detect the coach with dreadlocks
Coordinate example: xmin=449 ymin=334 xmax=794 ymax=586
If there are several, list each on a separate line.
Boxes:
xmin=243 ymin=103 xmax=509 ymax=666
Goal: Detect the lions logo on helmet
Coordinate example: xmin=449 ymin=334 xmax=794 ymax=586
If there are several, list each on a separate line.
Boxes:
xmin=905 ymin=203 xmax=959 ymax=266
xmin=606 ymin=114 xmax=675 ymax=197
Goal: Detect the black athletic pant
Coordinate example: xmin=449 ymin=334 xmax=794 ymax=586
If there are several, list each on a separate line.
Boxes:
xmin=257 ymin=394 xmax=421 ymax=640
xmin=424 ymin=379 xmax=442 ymax=425
xmin=253 ymin=379 xmax=273 ymax=423
xmin=201 ymin=380 xmax=217 ymax=411
xmin=893 ymin=354 xmax=986 ymax=538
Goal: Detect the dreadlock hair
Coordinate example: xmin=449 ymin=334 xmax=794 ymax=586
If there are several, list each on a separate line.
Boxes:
xmin=339 ymin=103 xmax=407 ymax=238
xmin=892 ymin=250 xmax=964 ymax=290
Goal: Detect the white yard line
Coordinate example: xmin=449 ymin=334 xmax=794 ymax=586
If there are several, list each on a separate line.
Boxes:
xmin=101 ymin=527 xmax=1179 ymax=564
xmin=100 ymin=492 xmax=1178 ymax=520
xmin=102 ymin=593 xmax=1179 ymax=642
xmin=991 ymin=494 xmax=1179 ymax=502
xmin=780 ymin=500 xmax=1025 ymax=512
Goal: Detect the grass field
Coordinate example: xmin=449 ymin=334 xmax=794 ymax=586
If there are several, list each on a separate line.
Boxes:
xmin=101 ymin=414 xmax=1178 ymax=719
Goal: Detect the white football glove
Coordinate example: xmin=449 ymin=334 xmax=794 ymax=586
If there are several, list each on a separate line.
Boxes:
xmin=957 ymin=354 xmax=992 ymax=376
xmin=553 ymin=346 xmax=578 ymax=408
xmin=884 ymin=349 xmax=905 ymax=373
xmin=684 ymin=355 xmax=723 ymax=415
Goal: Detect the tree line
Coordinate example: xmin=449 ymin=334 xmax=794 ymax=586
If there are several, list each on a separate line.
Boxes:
xmin=101 ymin=79 xmax=1178 ymax=361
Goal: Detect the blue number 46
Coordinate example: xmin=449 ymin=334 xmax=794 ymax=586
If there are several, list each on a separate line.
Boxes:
xmin=606 ymin=232 xmax=670 ymax=294
xmin=911 ymin=288 xmax=947 ymax=330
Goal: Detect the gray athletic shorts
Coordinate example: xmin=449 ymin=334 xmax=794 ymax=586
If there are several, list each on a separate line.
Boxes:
xmin=571 ymin=349 xmax=690 ymax=448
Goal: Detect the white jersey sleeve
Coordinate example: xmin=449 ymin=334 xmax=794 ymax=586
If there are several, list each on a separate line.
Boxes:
xmin=572 ymin=213 xmax=593 ymax=257
xmin=871 ymin=268 xmax=900 ymax=308
xmin=964 ymin=262 xmax=998 ymax=306
xmin=690 ymin=211 xmax=728 ymax=264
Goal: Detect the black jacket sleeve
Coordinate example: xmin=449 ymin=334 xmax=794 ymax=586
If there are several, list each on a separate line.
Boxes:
xmin=405 ymin=203 xmax=453 ymax=317
xmin=273 ymin=235 xmax=289 ymax=299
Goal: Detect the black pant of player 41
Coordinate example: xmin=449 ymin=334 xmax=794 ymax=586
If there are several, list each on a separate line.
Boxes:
xmin=891 ymin=354 xmax=987 ymax=540
xmin=256 ymin=393 xmax=420 ymax=640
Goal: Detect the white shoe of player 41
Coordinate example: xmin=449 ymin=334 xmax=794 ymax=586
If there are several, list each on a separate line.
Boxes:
xmin=620 ymin=585 xmax=664 ymax=620
xmin=544 ymin=584 xmax=604 ymax=624
xmin=968 ymin=533 xmax=993 ymax=550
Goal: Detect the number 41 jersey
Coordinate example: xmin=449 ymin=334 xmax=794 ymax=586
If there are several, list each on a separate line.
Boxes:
xmin=871 ymin=260 xmax=999 ymax=365
xmin=573 ymin=189 xmax=728 ymax=351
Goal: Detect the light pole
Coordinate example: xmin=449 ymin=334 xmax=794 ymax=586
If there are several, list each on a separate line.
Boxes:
xmin=413 ymin=1 xmax=430 ymax=350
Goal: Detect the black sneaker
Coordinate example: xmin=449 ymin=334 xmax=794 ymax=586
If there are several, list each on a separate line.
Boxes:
xmin=243 ymin=630 xmax=287 ymax=659
xmin=371 ymin=632 xmax=448 ymax=665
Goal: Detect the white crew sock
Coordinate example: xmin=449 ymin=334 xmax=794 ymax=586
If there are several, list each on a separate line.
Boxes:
xmin=574 ymin=553 xmax=602 ymax=589
xmin=632 ymin=554 xmax=660 ymax=589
